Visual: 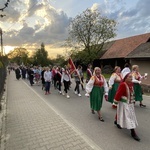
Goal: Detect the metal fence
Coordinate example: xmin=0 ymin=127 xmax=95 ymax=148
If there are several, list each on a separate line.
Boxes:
xmin=0 ymin=67 xmax=6 ymax=110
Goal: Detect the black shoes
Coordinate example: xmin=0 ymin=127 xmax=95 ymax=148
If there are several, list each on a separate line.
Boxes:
xmin=99 ymin=117 xmax=104 ymax=122
xmin=91 ymin=110 xmax=95 ymax=114
xmin=131 ymin=129 xmax=140 ymax=141
xmin=139 ymin=104 xmax=146 ymax=107
xmin=114 ymin=120 xmax=122 ymax=129
xmin=131 ymin=133 xmax=140 ymax=141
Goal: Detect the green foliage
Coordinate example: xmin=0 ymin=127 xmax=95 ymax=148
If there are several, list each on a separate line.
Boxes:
xmin=102 ymin=74 xmax=111 ymax=79
xmin=7 ymin=47 xmax=29 ymax=65
xmin=52 ymin=55 xmax=67 ymax=67
xmin=32 ymin=43 xmax=51 ymax=66
xmin=33 ymin=43 xmax=47 ymax=65
xmin=0 ymin=61 xmax=3 ymax=68
xmin=67 ymin=8 xmax=117 ymax=64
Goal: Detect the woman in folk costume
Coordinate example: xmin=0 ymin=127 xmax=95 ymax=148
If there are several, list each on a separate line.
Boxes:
xmin=113 ymin=72 xmax=140 ymax=141
xmin=85 ymin=67 xmax=108 ymax=122
xmin=132 ymin=65 xmax=147 ymax=107
xmin=86 ymin=64 xmax=93 ymax=83
xmin=108 ymin=66 xmax=123 ymax=108
xmin=121 ymin=63 xmax=131 ymax=74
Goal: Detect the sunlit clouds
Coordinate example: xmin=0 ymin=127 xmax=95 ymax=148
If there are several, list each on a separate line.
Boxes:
xmin=1 ymin=0 xmax=150 ymax=57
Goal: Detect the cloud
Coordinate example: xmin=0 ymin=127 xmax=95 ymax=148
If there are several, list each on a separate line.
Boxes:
xmin=2 ymin=0 xmax=71 ymax=51
xmin=1 ymin=0 xmax=150 ymax=57
xmin=91 ymin=0 xmax=150 ymax=39
xmin=1 ymin=0 xmax=22 ymax=22
xmin=136 ymin=0 xmax=150 ymax=17
xmin=116 ymin=0 xmax=150 ymax=38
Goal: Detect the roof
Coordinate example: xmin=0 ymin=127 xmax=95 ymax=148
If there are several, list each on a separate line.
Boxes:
xmin=100 ymin=33 xmax=150 ymax=59
xmin=126 ymin=42 xmax=150 ymax=58
xmin=101 ymin=41 xmax=115 ymax=51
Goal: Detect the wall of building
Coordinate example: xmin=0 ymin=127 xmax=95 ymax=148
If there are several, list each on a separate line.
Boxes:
xmin=130 ymin=59 xmax=150 ymax=93
xmin=130 ymin=59 xmax=150 ymax=76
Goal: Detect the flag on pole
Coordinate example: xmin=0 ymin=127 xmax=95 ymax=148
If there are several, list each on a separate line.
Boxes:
xmin=68 ymin=57 xmax=76 ymax=74
xmin=68 ymin=57 xmax=84 ymax=86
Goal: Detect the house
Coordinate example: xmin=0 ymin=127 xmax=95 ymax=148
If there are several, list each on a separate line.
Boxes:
xmin=100 ymin=32 xmax=150 ymax=69
xmin=100 ymin=32 xmax=150 ymax=92
xmin=126 ymin=42 xmax=150 ymax=92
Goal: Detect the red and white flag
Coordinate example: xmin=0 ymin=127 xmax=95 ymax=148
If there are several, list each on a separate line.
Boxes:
xmin=68 ymin=57 xmax=76 ymax=74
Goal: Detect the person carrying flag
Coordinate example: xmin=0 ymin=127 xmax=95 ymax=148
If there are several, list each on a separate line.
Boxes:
xmin=61 ymin=65 xmax=71 ymax=98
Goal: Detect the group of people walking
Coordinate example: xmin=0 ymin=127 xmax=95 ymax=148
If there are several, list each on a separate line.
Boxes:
xmin=13 ymin=62 xmax=148 ymax=142
xmin=85 ymin=63 xmax=148 ymax=142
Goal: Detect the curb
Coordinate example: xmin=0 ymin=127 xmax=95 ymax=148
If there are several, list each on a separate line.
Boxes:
xmin=0 ymin=78 xmax=7 ymax=150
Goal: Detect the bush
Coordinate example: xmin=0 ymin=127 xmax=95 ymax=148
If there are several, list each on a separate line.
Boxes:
xmin=0 ymin=61 xmax=3 ymax=68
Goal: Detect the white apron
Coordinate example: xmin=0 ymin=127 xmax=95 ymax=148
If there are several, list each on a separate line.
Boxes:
xmin=117 ymin=83 xmax=138 ymax=129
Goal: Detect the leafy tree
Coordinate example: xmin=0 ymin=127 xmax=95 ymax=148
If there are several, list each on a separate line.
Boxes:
xmin=7 ymin=47 xmax=28 ymax=65
xmin=68 ymin=8 xmax=117 ymax=63
xmin=33 ymin=43 xmax=49 ymax=66
xmin=52 ymin=54 xmax=66 ymax=67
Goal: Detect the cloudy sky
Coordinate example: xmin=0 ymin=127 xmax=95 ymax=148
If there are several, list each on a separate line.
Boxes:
xmin=0 ymin=0 xmax=150 ymax=57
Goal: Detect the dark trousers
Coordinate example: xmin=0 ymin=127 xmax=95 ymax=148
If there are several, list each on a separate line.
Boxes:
xmin=57 ymin=80 xmax=61 ymax=91
xmin=45 ymin=81 xmax=51 ymax=92
xmin=74 ymin=81 xmax=80 ymax=94
xmin=29 ymin=77 xmax=34 ymax=85
xmin=53 ymin=78 xmax=57 ymax=89
xmin=63 ymin=80 xmax=70 ymax=93
xmin=81 ymin=77 xmax=84 ymax=90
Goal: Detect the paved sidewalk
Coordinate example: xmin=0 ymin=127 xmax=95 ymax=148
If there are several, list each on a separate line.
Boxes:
xmin=1 ymin=72 xmax=101 ymax=150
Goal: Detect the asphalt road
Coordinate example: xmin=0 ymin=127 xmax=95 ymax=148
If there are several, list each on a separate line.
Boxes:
xmin=23 ymin=79 xmax=150 ymax=150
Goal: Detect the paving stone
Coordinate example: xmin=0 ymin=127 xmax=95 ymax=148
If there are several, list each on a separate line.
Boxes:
xmin=1 ymin=72 xmax=101 ymax=150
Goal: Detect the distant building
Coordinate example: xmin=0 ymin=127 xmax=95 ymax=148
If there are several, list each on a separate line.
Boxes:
xmin=100 ymin=32 xmax=150 ymax=92
xmin=126 ymin=41 xmax=150 ymax=90
xmin=100 ymin=32 xmax=150 ymax=68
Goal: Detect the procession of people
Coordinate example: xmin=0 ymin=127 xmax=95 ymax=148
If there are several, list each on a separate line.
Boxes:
xmin=11 ymin=61 xmax=148 ymax=142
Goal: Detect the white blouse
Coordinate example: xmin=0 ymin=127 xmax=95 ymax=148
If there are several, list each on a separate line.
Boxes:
xmin=86 ymin=75 xmax=108 ymax=95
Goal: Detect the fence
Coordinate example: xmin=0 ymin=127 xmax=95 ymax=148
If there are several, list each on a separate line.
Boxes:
xmin=0 ymin=66 xmax=6 ymax=111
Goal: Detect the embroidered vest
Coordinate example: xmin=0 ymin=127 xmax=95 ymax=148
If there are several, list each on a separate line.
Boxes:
xmin=94 ymin=75 xmax=104 ymax=87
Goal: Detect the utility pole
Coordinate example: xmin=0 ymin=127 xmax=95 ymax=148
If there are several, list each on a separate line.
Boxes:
xmin=0 ymin=1 xmax=11 ymax=56
xmin=0 ymin=28 xmax=3 ymax=56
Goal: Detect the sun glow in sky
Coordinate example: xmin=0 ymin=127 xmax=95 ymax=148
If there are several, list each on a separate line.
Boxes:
xmin=4 ymin=46 xmax=15 ymax=55
xmin=0 ymin=0 xmax=150 ymax=57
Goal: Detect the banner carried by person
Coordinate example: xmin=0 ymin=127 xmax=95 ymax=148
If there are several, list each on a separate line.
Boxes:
xmin=68 ymin=57 xmax=76 ymax=74
xmin=68 ymin=57 xmax=83 ymax=85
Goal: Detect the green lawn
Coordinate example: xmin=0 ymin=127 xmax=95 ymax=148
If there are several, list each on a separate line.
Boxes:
xmin=103 ymin=74 xmax=111 ymax=79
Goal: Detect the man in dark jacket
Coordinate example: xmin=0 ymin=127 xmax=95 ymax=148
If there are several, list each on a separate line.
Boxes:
xmin=28 ymin=67 xmax=34 ymax=86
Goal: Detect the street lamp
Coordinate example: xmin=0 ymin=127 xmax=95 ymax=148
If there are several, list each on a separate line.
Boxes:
xmin=0 ymin=28 xmax=3 ymax=56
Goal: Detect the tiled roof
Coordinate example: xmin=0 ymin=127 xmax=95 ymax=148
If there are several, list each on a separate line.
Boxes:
xmin=126 ymin=42 xmax=150 ymax=58
xmin=100 ymin=33 xmax=150 ymax=59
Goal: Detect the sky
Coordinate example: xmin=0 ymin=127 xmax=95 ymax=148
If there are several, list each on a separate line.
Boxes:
xmin=0 ymin=0 xmax=150 ymax=57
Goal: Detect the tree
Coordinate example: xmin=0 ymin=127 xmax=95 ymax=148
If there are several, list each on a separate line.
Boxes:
xmin=52 ymin=54 xmax=66 ymax=67
xmin=68 ymin=8 xmax=117 ymax=63
xmin=7 ymin=47 xmax=28 ymax=65
xmin=33 ymin=43 xmax=49 ymax=66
